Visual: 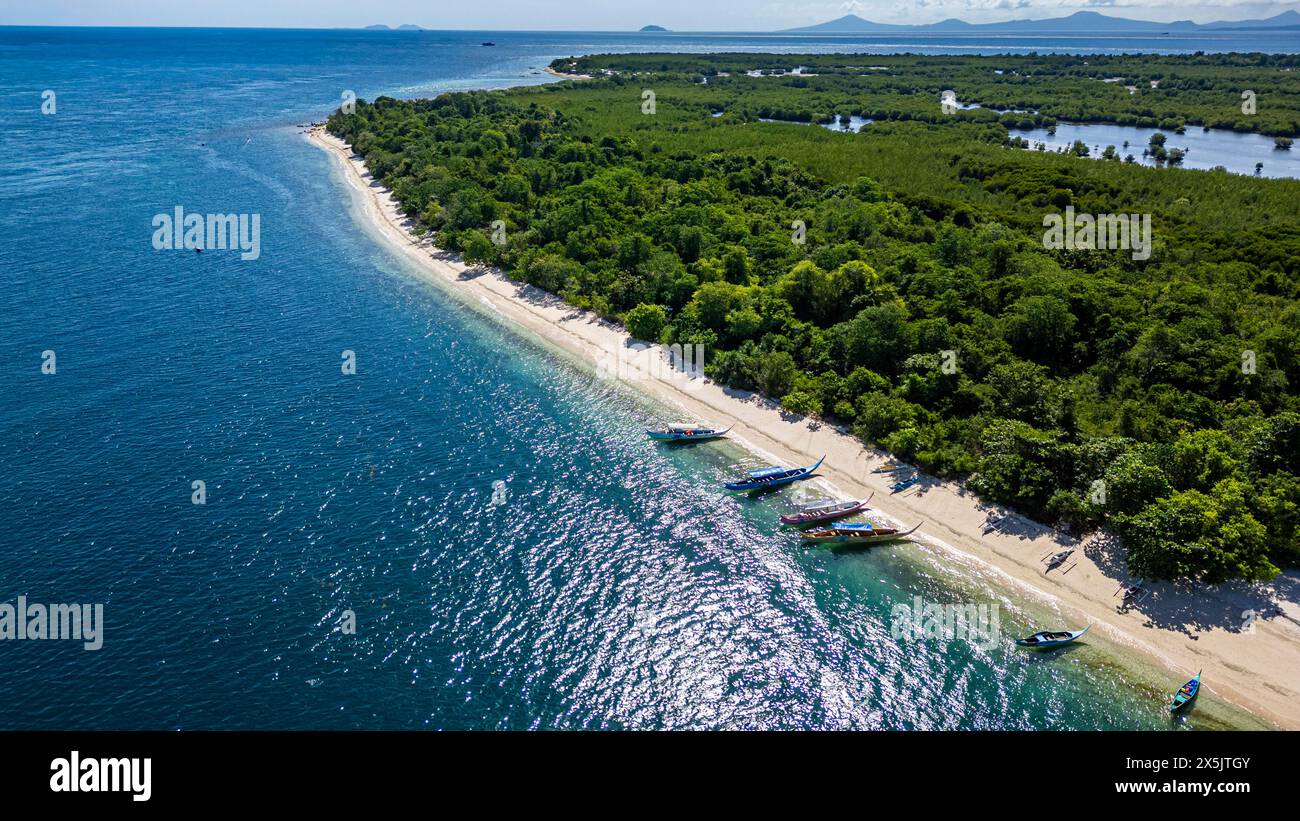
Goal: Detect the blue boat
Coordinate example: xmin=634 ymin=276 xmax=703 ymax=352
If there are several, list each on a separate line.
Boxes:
xmin=1170 ymin=671 xmax=1201 ymax=714
xmin=890 ymin=475 xmax=919 ymax=493
xmin=724 ymin=456 xmax=824 ymax=492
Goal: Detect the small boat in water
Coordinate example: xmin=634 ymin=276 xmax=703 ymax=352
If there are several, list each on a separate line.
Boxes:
xmin=780 ymin=493 xmax=873 ymax=527
xmin=801 ymin=521 xmax=921 ymax=546
xmin=481 ymin=41 xmax=496 ymax=46
xmin=1170 ymin=671 xmax=1201 ymax=714
xmin=646 ymin=422 xmax=731 ymax=442
xmin=725 ymin=456 xmax=825 ymax=492
xmin=1015 ymin=625 xmax=1090 ymax=649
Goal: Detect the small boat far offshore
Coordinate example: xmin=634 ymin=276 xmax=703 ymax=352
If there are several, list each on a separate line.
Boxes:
xmin=1015 ymin=625 xmax=1090 ymax=649
xmin=1170 ymin=671 xmax=1202 ymax=714
xmin=725 ymin=455 xmax=824 ymax=492
xmin=779 ymin=492 xmax=873 ymax=527
xmin=646 ymin=422 xmax=731 ymax=442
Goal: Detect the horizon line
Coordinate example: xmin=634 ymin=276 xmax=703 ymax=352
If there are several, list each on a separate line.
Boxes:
xmin=4 ymin=7 xmax=1300 ymax=33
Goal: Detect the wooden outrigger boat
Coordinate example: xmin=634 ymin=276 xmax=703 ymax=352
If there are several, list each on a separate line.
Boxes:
xmin=890 ymin=475 xmax=919 ymax=494
xmin=801 ymin=521 xmax=921 ymax=546
xmin=1015 ymin=625 xmax=1090 ymax=649
xmin=982 ymin=512 xmax=1009 ymax=534
xmin=872 ymin=462 xmax=904 ymax=474
xmin=1042 ymin=548 xmax=1077 ymax=574
xmin=646 ymin=422 xmax=731 ymax=442
xmin=780 ymin=493 xmax=873 ymax=527
xmin=1115 ymin=581 xmax=1150 ymax=608
xmin=725 ymin=456 xmax=824 ymax=492
xmin=1170 ymin=671 xmax=1201 ymax=714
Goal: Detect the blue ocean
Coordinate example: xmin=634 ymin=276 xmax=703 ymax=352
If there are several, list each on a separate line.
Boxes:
xmin=0 ymin=26 xmax=1284 ymax=729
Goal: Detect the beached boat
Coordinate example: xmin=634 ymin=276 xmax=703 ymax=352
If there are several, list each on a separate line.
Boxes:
xmin=725 ymin=456 xmax=824 ymax=492
xmin=1043 ymin=548 xmax=1077 ymax=573
xmin=1015 ymin=625 xmax=1090 ymax=649
xmin=982 ymin=512 xmax=1008 ymax=534
xmin=801 ymin=521 xmax=921 ymax=545
xmin=890 ymin=475 xmax=919 ymax=494
xmin=1170 ymin=671 xmax=1201 ymax=714
xmin=646 ymin=423 xmax=731 ymax=442
xmin=779 ymin=493 xmax=872 ymax=527
xmin=1116 ymin=581 xmax=1150 ymax=608
xmin=872 ymin=462 xmax=903 ymax=473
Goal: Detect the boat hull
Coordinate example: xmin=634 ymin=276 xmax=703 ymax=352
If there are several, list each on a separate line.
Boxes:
xmin=725 ymin=456 xmax=824 ymax=492
xmin=1015 ymin=626 xmax=1089 ymax=649
xmin=726 ymin=474 xmax=806 ymax=492
xmin=647 ymin=430 xmax=726 ymax=441
xmin=779 ymin=498 xmax=869 ymax=527
xmin=803 ymin=532 xmax=904 ymax=545
xmin=1170 ymin=674 xmax=1201 ymax=713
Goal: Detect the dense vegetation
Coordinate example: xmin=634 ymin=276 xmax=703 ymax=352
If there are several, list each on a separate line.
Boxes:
xmin=558 ymin=52 xmax=1300 ymax=137
xmin=328 ymin=54 xmax=1300 ymax=583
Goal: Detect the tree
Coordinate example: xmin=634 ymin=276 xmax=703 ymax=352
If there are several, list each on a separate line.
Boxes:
xmin=446 ymin=188 xmax=496 ymax=230
xmin=1002 ymin=295 xmax=1077 ymax=366
xmin=985 ymin=360 xmax=1052 ymax=427
xmin=458 ymin=230 xmax=497 ymax=264
xmin=752 ymin=350 xmax=798 ymax=398
xmin=675 ymin=226 xmax=705 ymax=263
xmin=836 ymin=302 xmax=912 ymax=375
xmin=781 ymin=390 xmax=823 ymax=416
xmin=1247 ymin=412 xmax=1300 ymax=475
xmin=1117 ymin=481 xmax=1276 ymax=583
xmin=523 ymin=253 xmax=584 ymax=293
xmin=1166 ymin=429 xmax=1239 ymax=491
xmin=625 ymin=303 xmax=668 ymax=342
xmin=495 ymin=173 xmax=531 ymax=204
xmin=777 ymin=260 xmax=834 ymax=324
xmin=691 ymin=281 xmax=746 ymax=333
xmin=1102 ymin=451 xmax=1172 ymax=516
xmin=722 ymin=247 xmax=750 ymax=284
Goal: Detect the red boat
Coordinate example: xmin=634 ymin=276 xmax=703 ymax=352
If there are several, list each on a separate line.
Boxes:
xmin=780 ymin=493 xmax=872 ymax=527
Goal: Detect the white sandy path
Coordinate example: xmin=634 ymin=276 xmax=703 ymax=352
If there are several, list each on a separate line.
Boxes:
xmin=307 ymin=125 xmax=1300 ymax=729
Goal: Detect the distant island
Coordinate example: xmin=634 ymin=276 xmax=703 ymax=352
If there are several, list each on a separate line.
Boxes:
xmin=787 ymin=9 xmax=1300 ymax=34
xmin=639 ymin=25 xmax=669 ymax=32
xmin=362 ymin=24 xmax=425 ymax=31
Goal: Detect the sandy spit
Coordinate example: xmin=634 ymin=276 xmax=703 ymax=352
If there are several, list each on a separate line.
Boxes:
xmin=308 ymin=125 xmax=1300 ymax=729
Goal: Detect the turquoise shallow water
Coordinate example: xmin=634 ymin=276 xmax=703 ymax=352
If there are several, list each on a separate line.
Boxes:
xmin=0 ymin=27 xmax=1275 ymax=729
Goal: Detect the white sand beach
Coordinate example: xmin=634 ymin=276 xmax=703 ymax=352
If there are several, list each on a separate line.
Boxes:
xmin=308 ymin=125 xmax=1300 ymax=729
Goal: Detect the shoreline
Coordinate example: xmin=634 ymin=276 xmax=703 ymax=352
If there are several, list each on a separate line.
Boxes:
xmin=306 ymin=124 xmax=1300 ymax=730
xmin=543 ymin=65 xmax=591 ymax=80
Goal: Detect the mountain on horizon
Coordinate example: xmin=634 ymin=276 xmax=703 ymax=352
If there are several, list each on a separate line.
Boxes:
xmin=1205 ymin=9 xmax=1300 ymax=28
xmin=787 ymin=9 xmax=1300 ymax=34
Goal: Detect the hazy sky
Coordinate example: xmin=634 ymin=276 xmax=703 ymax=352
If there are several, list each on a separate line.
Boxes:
xmin=4 ymin=0 xmax=1299 ymax=30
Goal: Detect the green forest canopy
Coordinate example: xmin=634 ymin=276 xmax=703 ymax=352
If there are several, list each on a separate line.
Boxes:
xmin=328 ymin=53 xmax=1300 ymax=583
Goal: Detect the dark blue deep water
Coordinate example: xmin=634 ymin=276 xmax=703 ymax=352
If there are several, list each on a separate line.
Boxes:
xmin=0 ymin=27 xmax=1280 ymax=729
